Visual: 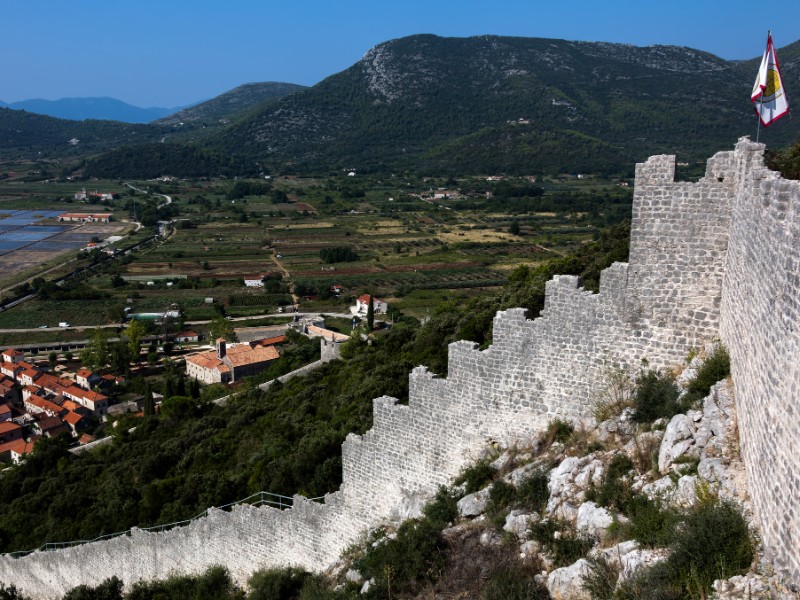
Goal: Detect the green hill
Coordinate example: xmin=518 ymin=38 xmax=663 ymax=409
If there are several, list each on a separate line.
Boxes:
xmin=10 ymin=35 xmax=800 ymax=175
xmin=156 ymin=82 xmax=306 ymax=126
xmin=0 ymin=107 xmax=167 ymax=157
xmin=209 ymin=34 xmax=800 ymax=174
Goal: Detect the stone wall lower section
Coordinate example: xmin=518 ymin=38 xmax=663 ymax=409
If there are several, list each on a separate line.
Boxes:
xmin=719 ymin=139 xmax=800 ymax=582
xmin=7 ymin=140 xmax=792 ymax=598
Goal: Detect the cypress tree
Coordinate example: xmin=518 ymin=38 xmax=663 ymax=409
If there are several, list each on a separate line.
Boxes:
xmin=367 ymin=294 xmax=375 ymax=331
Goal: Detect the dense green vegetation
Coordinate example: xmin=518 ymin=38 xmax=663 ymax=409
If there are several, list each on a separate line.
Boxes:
xmin=766 ymin=138 xmax=800 ymax=179
xmin=84 ymin=143 xmax=257 ymax=179
xmin=0 ymin=108 xmax=165 ymax=157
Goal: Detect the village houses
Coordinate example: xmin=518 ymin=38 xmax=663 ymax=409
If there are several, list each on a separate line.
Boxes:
xmin=0 ymin=347 xmax=114 ymax=463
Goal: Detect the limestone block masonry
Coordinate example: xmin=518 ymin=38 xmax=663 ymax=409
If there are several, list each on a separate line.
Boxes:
xmin=0 ymin=137 xmax=797 ymax=597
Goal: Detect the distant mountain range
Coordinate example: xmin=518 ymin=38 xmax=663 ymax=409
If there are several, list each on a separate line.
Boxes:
xmin=0 ymin=97 xmax=178 ymax=123
xmin=4 ymin=35 xmax=800 ymax=176
xmin=0 ymin=82 xmax=305 ymax=125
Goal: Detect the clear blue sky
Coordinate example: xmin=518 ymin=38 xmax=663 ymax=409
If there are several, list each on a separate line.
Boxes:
xmin=3 ymin=0 xmax=799 ymax=107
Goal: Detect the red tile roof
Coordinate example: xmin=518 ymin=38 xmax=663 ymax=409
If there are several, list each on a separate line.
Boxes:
xmin=63 ymin=411 xmax=83 ymax=425
xmin=224 ymin=344 xmax=279 ymax=367
xmin=252 ymin=335 xmax=287 ymax=347
xmin=0 ymin=422 xmax=21 ymax=435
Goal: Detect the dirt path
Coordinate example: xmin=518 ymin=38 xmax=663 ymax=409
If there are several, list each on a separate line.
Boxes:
xmin=270 ymin=251 xmax=299 ymax=306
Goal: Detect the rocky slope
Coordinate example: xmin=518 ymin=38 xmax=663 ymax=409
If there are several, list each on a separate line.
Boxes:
xmin=322 ymin=347 xmax=798 ymax=599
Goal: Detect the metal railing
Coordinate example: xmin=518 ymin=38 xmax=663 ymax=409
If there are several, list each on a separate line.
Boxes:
xmin=3 ymin=490 xmax=325 ymax=558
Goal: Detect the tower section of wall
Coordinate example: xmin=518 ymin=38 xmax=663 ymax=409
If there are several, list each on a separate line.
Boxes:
xmin=719 ymin=138 xmax=800 ymax=582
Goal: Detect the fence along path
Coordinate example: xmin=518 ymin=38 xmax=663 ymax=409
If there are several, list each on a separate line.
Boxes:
xmin=3 ymin=490 xmax=324 ymax=558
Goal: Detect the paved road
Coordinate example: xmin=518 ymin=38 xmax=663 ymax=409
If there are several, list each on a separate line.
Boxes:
xmin=0 ymin=312 xmax=357 ymax=334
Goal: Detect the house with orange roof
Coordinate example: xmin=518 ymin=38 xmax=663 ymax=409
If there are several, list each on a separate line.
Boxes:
xmin=63 ymin=387 xmax=108 ymax=417
xmin=0 ymin=376 xmax=17 ymax=403
xmin=352 ymin=294 xmax=388 ymax=316
xmin=0 ymin=421 xmax=22 ymax=443
xmin=0 ymin=362 xmax=23 ymax=380
xmin=62 ymin=411 xmax=86 ymax=435
xmin=0 ymin=404 xmax=12 ymax=422
xmin=1 ymin=349 xmax=23 ymax=365
xmin=24 ymin=396 xmax=64 ymax=419
xmin=186 ymin=338 xmax=279 ymax=384
xmin=76 ymin=368 xmax=100 ymax=390
xmin=2 ymin=439 xmax=35 ymax=464
xmin=34 ymin=416 xmax=69 ymax=438
xmin=174 ymin=331 xmax=200 ymax=343
xmin=17 ymin=365 xmax=41 ymax=387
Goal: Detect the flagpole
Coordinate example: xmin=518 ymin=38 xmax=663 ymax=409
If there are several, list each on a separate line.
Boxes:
xmin=756 ymin=30 xmax=770 ymax=144
xmin=757 ymin=97 xmax=762 ymax=143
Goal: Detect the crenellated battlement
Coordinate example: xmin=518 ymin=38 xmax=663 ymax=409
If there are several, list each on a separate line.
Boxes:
xmin=2 ymin=137 xmax=798 ymax=596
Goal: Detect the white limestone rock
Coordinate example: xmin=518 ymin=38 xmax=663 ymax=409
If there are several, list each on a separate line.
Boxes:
xmin=548 ymin=455 xmax=603 ymax=521
xmin=576 ymin=501 xmax=614 ymax=538
xmin=673 ymin=475 xmax=699 ymax=507
xmin=345 ymin=569 xmax=363 ymax=583
xmin=503 ymin=509 xmax=538 ymax=537
xmin=658 ymin=414 xmax=696 ymax=474
xmin=479 ymin=529 xmax=503 ymax=546
xmin=457 ymin=488 xmax=491 ymax=517
xmin=546 ymin=558 xmax=592 ymax=600
xmin=713 ymin=574 xmax=773 ymax=599
xmin=360 ymin=579 xmax=373 ymax=594
xmin=618 ymin=548 xmax=666 ymax=582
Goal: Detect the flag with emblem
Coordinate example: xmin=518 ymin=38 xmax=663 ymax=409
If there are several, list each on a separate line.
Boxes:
xmin=751 ymin=32 xmax=789 ymax=127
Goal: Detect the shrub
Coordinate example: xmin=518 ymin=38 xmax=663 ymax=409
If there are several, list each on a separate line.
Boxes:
xmin=685 ymin=345 xmax=730 ymax=402
xmin=665 ymin=500 xmax=753 ymax=595
xmin=247 ymin=567 xmax=310 ymax=600
xmin=618 ymin=499 xmax=752 ymax=599
xmin=356 ymin=519 xmax=445 ymax=597
xmin=127 ymin=566 xmax=242 ymax=600
xmin=545 ymin=419 xmax=574 ymax=445
xmin=62 ymin=578 xmax=123 ymax=600
xmin=632 ymin=370 xmax=682 ymax=423
xmin=486 ymin=480 xmax=518 ymax=526
xmin=422 ymin=486 xmax=459 ymax=529
xmin=529 ymin=519 xmax=595 ymax=567
xmin=587 ymin=454 xmax=634 ymax=512
xmin=583 ymin=555 xmax=619 ymax=600
xmin=515 ymin=469 xmax=550 ymax=514
xmin=594 ymin=366 xmax=635 ymax=422
xmin=480 ymin=565 xmax=550 ymax=599
xmin=454 ymin=460 xmax=496 ymax=494
xmin=624 ymin=495 xmax=679 ymax=548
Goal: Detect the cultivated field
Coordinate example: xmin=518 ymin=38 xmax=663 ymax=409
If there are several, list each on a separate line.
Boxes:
xmin=0 ymin=165 xmax=632 ymax=326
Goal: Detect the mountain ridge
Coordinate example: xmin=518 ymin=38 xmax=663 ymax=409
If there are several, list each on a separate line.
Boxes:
xmin=0 ymin=97 xmax=179 ymax=123
xmin=208 ymin=34 xmax=800 ymax=174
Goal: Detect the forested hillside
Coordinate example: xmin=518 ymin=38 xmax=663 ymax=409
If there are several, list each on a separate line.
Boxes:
xmin=156 ymin=82 xmax=306 ymax=126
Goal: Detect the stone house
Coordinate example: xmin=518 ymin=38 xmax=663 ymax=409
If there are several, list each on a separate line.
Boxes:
xmin=185 ymin=339 xmax=279 ymax=385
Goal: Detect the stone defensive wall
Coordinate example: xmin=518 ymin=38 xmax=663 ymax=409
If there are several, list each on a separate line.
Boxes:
xmin=0 ymin=137 xmax=797 ymax=596
xmin=718 ymin=139 xmax=800 ymax=582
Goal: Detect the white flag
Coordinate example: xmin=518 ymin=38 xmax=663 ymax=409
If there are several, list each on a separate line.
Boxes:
xmin=751 ymin=32 xmax=789 ymax=127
